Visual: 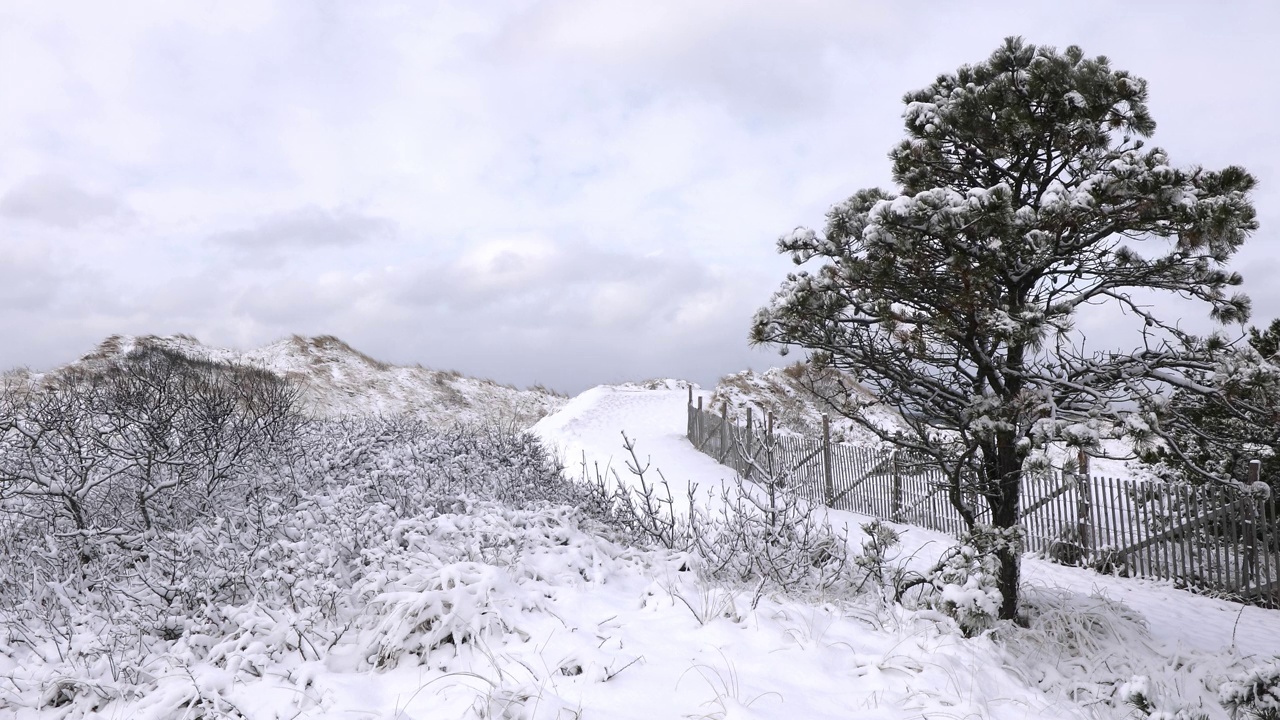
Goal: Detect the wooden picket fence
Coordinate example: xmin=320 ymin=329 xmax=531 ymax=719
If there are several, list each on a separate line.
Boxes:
xmin=686 ymin=394 xmax=1280 ymax=608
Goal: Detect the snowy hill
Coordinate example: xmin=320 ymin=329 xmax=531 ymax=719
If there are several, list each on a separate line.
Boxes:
xmin=707 ymin=363 xmax=908 ymax=447
xmin=38 ymin=333 xmax=567 ymax=426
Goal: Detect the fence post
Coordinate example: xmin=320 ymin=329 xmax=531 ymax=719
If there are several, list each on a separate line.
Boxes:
xmin=687 ymin=388 xmax=694 ymax=440
xmin=1244 ymin=459 xmax=1261 ymax=590
xmin=720 ymin=402 xmax=730 ymax=463
xmin=695 ymin=396 xmax=703 ymax=446
xmin=891 ymin=450 xmax=903 ymax=522
xmin=766 ymin=411 xmax=775 ymax=481
xmin=1077 ymin=449 xmax=1093 ymax=560
xmin=822 ymin=414 xmax=834 ymax=506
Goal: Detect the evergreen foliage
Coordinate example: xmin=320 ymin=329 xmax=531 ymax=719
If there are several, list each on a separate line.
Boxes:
xmin=751 ymin=37 xmax=1259 ymax=619
xmin=1145 ymin=319 xmax=1280 ymax=492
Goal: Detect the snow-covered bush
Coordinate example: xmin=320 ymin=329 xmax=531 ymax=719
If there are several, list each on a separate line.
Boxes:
xmin=1045 ymin=525 xmax=1097 ymax=568
xmin=691 ymin=476 xmax=851 ymax=592
xmin=1087 ymin=544 xmax=1131 ymax=577
xmin=899 ymin=524 xmax=1022 ymax=636
xmin=0 ymin=405 xmax=633 ymax=716
xmin=853 ymin=520 xmax=902 ymax=597
xmin=0 ymin=345 xmax=300 ymax=538
xmin=1219 ymin=659 xmax=1280 ymax=720
xmin=1120 ymin=675 xmax=1211 ymax=720
xmin=605 ymin=433 xmax=852 ymax=595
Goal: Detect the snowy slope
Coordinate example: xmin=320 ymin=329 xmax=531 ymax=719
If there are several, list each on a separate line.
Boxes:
xmin=534 ymin=384 xmax=1280 ymax=718
xmin=708 ymin=365 xmax=907 ymax=447
xmin=45 ymin=333 xmax=567 ymax=426
xmin=534 ymin=384 xmax=1280 ymax=655
xmin=533 ymin=383 xmax=733 ymax=511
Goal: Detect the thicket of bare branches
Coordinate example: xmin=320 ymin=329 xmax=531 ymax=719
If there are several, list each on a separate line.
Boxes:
xmin=0 ymin=347 xmax=616 ymax=639
xmin=587 ymin=429 xmax=854 ymax=596
xmin=0 ymin=345 xmax=300 ymax=539
xmin=0 ymin=352 xmax=625 ymax=719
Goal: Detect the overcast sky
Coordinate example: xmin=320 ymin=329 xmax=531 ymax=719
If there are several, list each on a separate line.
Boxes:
xmin=2 ymin=0 xmax=1277 ymax=393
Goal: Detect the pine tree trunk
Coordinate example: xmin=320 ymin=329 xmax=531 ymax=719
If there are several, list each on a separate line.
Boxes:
xmin=991 ymin=431 xmax=1023 ymax=621
xmin=996 ymin=542 xmax=1021 ymax=621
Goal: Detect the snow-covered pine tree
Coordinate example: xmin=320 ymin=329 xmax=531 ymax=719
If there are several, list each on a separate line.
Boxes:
xmin=1147 ymin=319 xmax=1280 ymax=492
xmin=751 ymin=37 xmax=1259 ymax=620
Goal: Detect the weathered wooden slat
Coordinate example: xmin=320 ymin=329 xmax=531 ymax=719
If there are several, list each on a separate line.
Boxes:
xmin=1111 ymin=477 xmax=1129 ymax=558
xmin=1076 ymin=453 xmax=1092 ymax=560
xmin=1032 ymin=473 xmax=1049 ymax=553
xmin=1177 ymin=484 xmax=1198 ymax=586
xmin=1199 ymin=484 xmax=1216 ymax=590
xmin=1151 ymin=482 xmax=1168 ymax=581
xmin=1021 ymin=472 xmax=1036 ymax=550
xmin=1146 ymin=479 xmax=1167 ymax=573
xmin=1114 ymin=496 xmax=1248 ymax=561
xmin=1047 ymin=470 xmax=1067 ymax=556
xmin=1040 ymin=473 xmax=1055 ymax=553
xmin=1101 ymin=476 xmax=1119 ymax=561
xmin=1178 ymin=483 xmax=1192 ymax=586
xmin=1134 ymin=482 xmax=1151 ymax=576
xmin=1032 ymin=472 xmax=1052 ymax=553
xmin=1145 ymin=483 xmax=1161 ymax=580
xmin=1264 ymin=502 xmax=1279 ymax=606
xmin=1221 ymin=486 xmax=1236 ymax=592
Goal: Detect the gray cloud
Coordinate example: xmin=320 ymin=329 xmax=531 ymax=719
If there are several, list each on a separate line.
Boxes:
xmin=202 ymin=241 xmax=769 ymax=391
xmin=0 ymin=175 xmax=131 ymax=229
xmin=209 ymin=207 xmax=395 ymax=252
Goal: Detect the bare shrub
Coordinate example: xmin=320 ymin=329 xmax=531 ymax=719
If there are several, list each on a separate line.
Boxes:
xmin=594 ymin=431 xmax=853 ymax=595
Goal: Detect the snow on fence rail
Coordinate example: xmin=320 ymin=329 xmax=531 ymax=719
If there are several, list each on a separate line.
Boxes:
xmin=686 ymin=392 xmax=1280 ymax=609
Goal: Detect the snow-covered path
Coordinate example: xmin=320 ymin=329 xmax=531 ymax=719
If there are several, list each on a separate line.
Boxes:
xmin=533 ymin=385 xmax=730 ymax=499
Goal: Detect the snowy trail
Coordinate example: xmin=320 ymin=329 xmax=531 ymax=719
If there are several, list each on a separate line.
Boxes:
xmin=534 ymin=384 xmax=1280 ymax=660
xmin=533 ymin=385 xmax=734 ymax=508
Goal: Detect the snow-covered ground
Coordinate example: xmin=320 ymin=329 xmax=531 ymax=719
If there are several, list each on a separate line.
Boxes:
xmin=535 ymin=384 xmax=1280 ymax=654
xmin=533 ymin=384 xmax=1280 ymax=718
xmin=4 ymin=379 xmax=1279 ymax=719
